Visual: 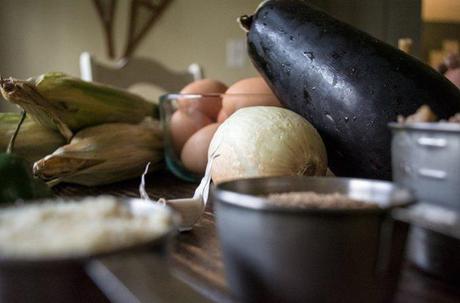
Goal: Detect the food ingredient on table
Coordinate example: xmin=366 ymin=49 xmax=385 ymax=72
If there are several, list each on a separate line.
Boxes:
xmin=397 ymin=105 xmax=438 ymax=123
xmin=240 ymin=0 xmax=460 ymax=180
xmin=139 ymin=156 xmax=214 ymax=231
xmin=170 ymin=109 xmax=212 ymax=154
xmin=397 ymin=105 xmax=460 ymax=124
xmin=217 ymin=109 xmax=228 ymax=123
xmin=0 ymin=196 xmax=172 ymax=258
xmin=0 ymin=72 xmax=157 ymax=141
xmin=0 ymin=112 xmax=54 ymax=204
xmin=179 ymin=79 xmax=228 ymax=120
xmin=33 ymin=117 xmax=163 ymax=186
xmin=166 ymin=77 xmax=285 ymax=179
xmin=220 ymin=77 xmax=281 ymax=121
xmin=0 ymin=113 xmax=65 ymax=164
xmin=266 ymin=192 xmax=378 ymax=209
xmin=181 ymin=79 xmax=228 ymax=95
xmin=208 ymin=106 xmax=327 ymax=184
xmin=438 ymin=53 xmax=460 ymax=89
xmin=449 ymin=113 xmax=460 ymax=123
xmin=181 ymin=123 xmax=220 ymax=175
xmin=445 ymin=69 xmax=460 ymax=89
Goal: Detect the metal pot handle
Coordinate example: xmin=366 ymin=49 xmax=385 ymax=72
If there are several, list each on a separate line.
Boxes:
xmin=85 ymin=252 xmax=212 ymax=303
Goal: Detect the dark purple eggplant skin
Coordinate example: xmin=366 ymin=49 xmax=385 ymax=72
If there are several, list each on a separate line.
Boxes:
xmin=242 ymin=0 xmax=460 ymax=180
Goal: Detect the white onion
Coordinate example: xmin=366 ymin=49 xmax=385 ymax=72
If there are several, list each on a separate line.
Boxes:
xmin=208 ymin=106 xmax=327 ymax=184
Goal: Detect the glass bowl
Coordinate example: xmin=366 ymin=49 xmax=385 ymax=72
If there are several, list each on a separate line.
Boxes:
xmin=159 ymin=93 xmax=276 ymax=182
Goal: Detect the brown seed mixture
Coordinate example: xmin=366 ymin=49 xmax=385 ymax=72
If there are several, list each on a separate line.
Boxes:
xmin=397 ymin=105 xmax=438 ymax=124
xmin=448 ymin=113 xmax=460 ymax=123
xmin=397 ymin=105 xmax=460 ymax=124
xmin=266 ymin=192 xmax=378 ymax=209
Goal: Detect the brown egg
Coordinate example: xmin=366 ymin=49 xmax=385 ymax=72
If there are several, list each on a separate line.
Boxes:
xmin=170 ymin=109 xmax=212 ymax=155
xmin=445 ymin=68 xmax=460 ymax=88
xmin=179 ymin=79 xmax=228 ymax=120
xmin=181 ymin=123 xmax=220 ymax=175
xmin=217 ymin=109 xmax=229 ymax=123
xmin=222 ymin=77 xmax=281 ymax=117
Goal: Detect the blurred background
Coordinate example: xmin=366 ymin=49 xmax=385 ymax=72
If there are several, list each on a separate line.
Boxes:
xmin=0 ymin=0 xmax=459 ymax=111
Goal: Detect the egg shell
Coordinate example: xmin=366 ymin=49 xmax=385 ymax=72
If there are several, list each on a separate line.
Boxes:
xmin=445 ymin=68 xmax=460 ymax=88
xmin=217 ymin=109 xmax=229 ymax=123
xmin=222 ymin=77 xmax=282 ymax=116
xmin=170 ymin=109 xmax=212 ymax=155
xmin=181 ymin=123 xmax=220 ymax=175
xmin=179 ymin=79 xmax=228 ymax=120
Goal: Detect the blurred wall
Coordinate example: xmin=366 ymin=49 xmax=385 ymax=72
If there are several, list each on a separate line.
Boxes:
xmin=0 ymin=0 xmax=262 ymax=111
xmin=308 ymin=0 xmax=422 ymax=56
xmin=0 ymin=0 xmax=423 ymax=112
xmin=423 ymin=0 xmax=460 ymax=23
xmin=421 ymin=0 xmax=460 ymax=67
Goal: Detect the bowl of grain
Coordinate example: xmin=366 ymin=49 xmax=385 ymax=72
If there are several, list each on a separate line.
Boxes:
xmin=0 ymin=196 xmax=177 ymax=303
xmin=212 ymin=176 xmax=414 ymax=303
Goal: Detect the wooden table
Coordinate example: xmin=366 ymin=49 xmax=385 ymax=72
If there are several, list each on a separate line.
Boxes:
xmin=55 ymin=171 xmax=460 ymax=303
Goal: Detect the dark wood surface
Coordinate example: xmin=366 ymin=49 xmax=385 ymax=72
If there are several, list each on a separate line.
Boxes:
xmin=54 ymin=171 xmax=460 ymax=303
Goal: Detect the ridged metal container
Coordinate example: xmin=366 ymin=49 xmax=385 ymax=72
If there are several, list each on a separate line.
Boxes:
xmin=393 ymin=203 xmax=460 ymax=285
xmin=212 ymin=176 xmax=413 ymax=303
xmin=389 ymin=122 xmax=460 ymax=211
xmin=389 ymin=122 xmax=460 ymax=284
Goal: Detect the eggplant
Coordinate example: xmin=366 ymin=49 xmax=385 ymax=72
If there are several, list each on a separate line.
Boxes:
xmin=240 ymin=0 xmax=460 ymax=180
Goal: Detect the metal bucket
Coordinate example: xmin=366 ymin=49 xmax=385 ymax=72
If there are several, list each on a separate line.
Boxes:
xmin=389 ymin=122 xmax=460 ymax=211
xmin=212 ymin=176 xmax=413 ymax=303
xmin=390 ymin=122 xmax=460 ymax=284
xmin=393 ymin=202 xmax=460 ymax=286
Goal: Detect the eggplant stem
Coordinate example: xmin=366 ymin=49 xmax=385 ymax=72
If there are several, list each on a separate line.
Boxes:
xmin=237 ymin=15 xmax=253 ymax=33
xmin=6 ymin=110 xmax=26 ymax=154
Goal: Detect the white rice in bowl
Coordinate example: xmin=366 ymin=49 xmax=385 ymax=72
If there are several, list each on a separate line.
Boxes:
xmin=0 ymin=196 xmax=172 ymax=259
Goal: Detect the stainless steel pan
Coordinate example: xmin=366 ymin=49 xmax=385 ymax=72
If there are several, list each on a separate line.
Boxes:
xmin=0 ymin=198 xmax=210 ymax=303
xmin=212 ymin=176 xmax=414 ymax=303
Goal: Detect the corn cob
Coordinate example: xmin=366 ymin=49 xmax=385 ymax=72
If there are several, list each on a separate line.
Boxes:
xmin=33 ymin=117 xmax=163 ymax=186
xmin=0 ymin=113 xmax=65 ymax=164
xmin=0 ymin=72 xmax=158 ymax=141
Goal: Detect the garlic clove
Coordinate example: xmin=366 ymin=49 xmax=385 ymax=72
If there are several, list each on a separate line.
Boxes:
xmin=138 ymin=153 xmax=219 ymax=232
xmin=165 ymin=197 xmax=204 ymax=232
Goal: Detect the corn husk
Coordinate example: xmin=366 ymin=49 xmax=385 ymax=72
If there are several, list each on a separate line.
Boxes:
xmin=33 ymin=117 xmax=163 ymax=186
xmin=0 ymin=112 xmax=66 ymax=164
xmin=0 ymin=72 xmax=157 ymax=141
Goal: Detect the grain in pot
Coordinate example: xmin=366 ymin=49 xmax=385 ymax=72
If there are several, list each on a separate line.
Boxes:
xmin=0 ymin=196 xmax=172 ymax=258
xmin=266 ymin=192 xmax=379 ymax=209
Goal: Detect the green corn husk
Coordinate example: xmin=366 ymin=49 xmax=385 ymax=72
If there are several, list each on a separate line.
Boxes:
xmin=0 ymin=72 xmax=158 ymax=141
xmin=33 ymin=117 xmax=163 ymax=186
xmin=0 ymin=113 xmax=66 ymax=164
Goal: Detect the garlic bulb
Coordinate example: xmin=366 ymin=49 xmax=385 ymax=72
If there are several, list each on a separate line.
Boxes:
xmin=208 ymin=106 xmax=327 ymax=184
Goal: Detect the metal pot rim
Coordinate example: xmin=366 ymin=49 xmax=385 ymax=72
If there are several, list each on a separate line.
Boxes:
xmin=213 ymin=176 xmax=414 ymax=214
xmin=388 ymin=122 xmax=460 ymax=133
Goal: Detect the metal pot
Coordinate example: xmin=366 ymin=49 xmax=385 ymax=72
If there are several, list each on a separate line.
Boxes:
xmin=0 ymin=199 xmax=177 ymax=303
xmin=212 ymin=176 xmax=413 ymax=303
xmin=389 ymin=122 xmax=460 ymax=211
